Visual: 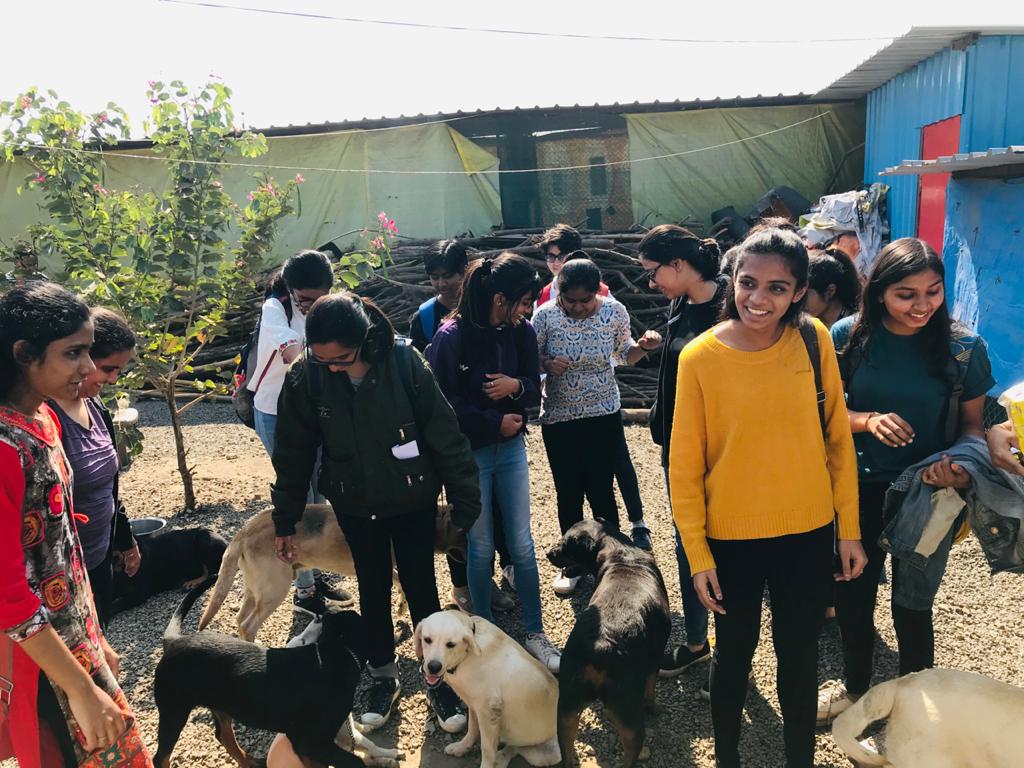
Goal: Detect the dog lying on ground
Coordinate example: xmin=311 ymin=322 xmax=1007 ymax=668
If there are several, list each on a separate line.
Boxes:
xmin=547 ymin=519 xmax=671 ymax=768
xmin=832 ymin=668 xmax=1024 ymax=768
xmin=416 ymin=609 xmax=560 ymax=768
xmin=154 ymin=579 xmax=400 ymax=768
xmin=199 ymin=503 xmax=466 ymax=641
xmin=111 ymin=527 xmax=227 ymax=617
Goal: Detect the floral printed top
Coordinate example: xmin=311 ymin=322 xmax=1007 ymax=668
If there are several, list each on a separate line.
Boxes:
xmin=533 ymin=297 xmax=635 ymax=424
xmin=0 ymin=405 xmax=151 ymax=768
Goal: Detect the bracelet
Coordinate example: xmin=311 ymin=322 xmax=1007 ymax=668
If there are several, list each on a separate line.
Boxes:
xmin=508 ymin=378 xmax=525 ymax=400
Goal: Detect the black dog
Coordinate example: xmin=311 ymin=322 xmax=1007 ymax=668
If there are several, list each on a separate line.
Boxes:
xmin=547 ymin=519 xmax=671 ymax=768
xmin=154 ymin=579 xmax=373 ymax=768
xmin=111 ymin=527 xmax=227 ymax=617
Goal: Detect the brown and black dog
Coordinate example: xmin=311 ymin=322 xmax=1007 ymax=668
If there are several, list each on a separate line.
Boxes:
xmin=547 ymin=519 xmax=671 ymax=768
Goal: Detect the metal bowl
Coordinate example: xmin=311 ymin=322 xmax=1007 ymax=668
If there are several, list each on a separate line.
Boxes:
xmin=129 ymin=517 xmax=167 ymax=539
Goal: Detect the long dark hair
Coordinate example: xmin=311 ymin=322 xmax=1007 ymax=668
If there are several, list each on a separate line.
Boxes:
xmin=723 ymin=228 xmax=809 ymax=326
xmin=557 ymin=258 xmax=602 ymax=294
xmin=844 ymin=238 xmax=951 ymax=379
xmin=305 ymin=292 xmax=394 ymax=363
xmin=0 ymin=282 xmax=92 ymax=399
xmin=455 ymin=252 xmax=541 ymax=333
xmin=808 ymin=248 xmax=862 ymax=316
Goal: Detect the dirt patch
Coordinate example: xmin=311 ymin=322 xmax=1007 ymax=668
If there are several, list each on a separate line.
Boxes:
xmin=20 ymin=400 xmax=1024 ymax=767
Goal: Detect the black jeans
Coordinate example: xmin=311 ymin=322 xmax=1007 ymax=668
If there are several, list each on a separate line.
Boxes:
xmin=834 ymin=482 xmax=935 ymax=693
xmin=708 ymin=524 xmax=833 ymax=768
xmin=87 ymin=552 xmax=113 ymax=631
xmin=542 ymin=412 xmax=622 ymax=534
xmin=337 ymin=507 xmax=441 ymax=670
xmin=614 ymin=415 xmax=644 ymax=523
xmin=448 ymin=496 xmax=510 ymax=589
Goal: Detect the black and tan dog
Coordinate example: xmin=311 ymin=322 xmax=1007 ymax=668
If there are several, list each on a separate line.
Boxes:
xmin=547 ymin=519 xmax=671 ymax=768
xmin=154 ymin=579 xmax=399 ymax=768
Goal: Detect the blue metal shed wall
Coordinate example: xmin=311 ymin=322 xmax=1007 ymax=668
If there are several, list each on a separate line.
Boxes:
xmin=864 ymin=48 xmax=966 ymax=239
xmin=961 ymin=36 xmax=1024 ymax=152
xmin=943 ymin=177 xmax=1024 ymax=392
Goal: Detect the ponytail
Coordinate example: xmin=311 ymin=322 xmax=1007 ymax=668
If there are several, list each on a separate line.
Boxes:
xmin=455 ymin=252 xmax=540 ymax=333
xmin=638 ymin=225 xmax=721 ymax=280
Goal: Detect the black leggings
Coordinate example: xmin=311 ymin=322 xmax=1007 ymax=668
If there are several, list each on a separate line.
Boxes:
xmin=542 ymin=412 xmax=623 ymax=534
xmin=834 ymin=482 xmax=935 ymax=695
xmin=613 ymin=416 xmax=644 ymax=523
xmin=337 ymin=507 xmax=441 ymax=670
xmin=708 ymin=524 xmax=833 ymax=768
xmin=87 ymin=552 xmax=113 ymax=631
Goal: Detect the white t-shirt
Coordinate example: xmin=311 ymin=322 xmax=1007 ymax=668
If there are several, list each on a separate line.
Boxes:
xmin=248 ymin=297 xmax=306 ymax=415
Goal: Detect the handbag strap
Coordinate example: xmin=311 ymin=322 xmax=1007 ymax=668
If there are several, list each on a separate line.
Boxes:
xmin=251 ymin=349 xmax=279 ymax=394
xmin=0 ymin=634 xmax=13 ymax=711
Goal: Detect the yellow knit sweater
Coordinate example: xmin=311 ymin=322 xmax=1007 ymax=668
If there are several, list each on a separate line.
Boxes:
xmin=668 ymin=319 xmax=860 ymax=574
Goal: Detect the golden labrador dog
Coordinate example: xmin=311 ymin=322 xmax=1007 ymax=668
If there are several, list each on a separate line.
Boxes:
xmin=415 ymin=610 xmax=560 ymax=768
xmin=199 ymin=503 xmax=466 ymax=641
xmin=832 ymin=668 xmax=1024 ymax=768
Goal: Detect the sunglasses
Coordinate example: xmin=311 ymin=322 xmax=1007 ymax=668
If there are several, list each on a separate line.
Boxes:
xmin=305 ymin=343 xmax=362 ymax=367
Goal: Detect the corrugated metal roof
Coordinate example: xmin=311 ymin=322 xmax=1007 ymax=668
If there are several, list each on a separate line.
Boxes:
xmin=880 ymin=146 xmax=1024 ymax=176
xmin=817 ymin=26 xmax=1024 ymax=100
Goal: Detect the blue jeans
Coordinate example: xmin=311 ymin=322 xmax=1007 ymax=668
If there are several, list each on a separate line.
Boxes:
xmin=468 ymin=436 xmax=543 ymax=634
xmin=255 ymin=408 xmax=323 ymax=591
xmin=664 ymin=465 xmax=709 ymax=647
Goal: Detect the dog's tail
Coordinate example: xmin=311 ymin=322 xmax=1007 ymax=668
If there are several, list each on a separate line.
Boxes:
xmin=831 ymin=679 xmax=898 ymax=766
xmin=163 ymin=577 xmax=216 ymax=647
xmin=197 ymin=533 xmax=242 ymax=631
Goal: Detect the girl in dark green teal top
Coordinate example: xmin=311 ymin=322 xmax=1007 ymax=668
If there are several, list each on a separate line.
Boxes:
xmin=817 ymin=238 xmax=995 ymax=726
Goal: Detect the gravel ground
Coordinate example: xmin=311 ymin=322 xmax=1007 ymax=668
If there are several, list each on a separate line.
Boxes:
xmin=71 ymin=402 xmax=1024 ymax=766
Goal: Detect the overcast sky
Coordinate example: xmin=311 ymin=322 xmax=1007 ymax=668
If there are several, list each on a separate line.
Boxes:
xmin=2 ymin=0 xmax=1018 ymax=134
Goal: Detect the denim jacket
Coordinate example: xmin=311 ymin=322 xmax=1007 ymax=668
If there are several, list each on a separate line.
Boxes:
xmin=879 ymin=436 xmax=1024 ymax=609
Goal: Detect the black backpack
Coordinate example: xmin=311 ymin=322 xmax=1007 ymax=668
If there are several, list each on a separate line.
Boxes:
xmin=232 ymin=291 xmax=293 ymax=429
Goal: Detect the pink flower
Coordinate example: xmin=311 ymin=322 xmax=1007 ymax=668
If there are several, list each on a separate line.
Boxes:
xmin=295 ymin=173 xmax=305 ymax=184
xmin=371 ymin=237 xmax=384 ymax=250
xmin=377 ymin=211 xmax=387 ymax=223
xmin=247 ymin=192 xmax=255 ymax=202
xmin=20 ymin=96 xmax=32 ymax=109
xmin=148 ymin=80 xmax=156 ymax=88
xmin=97 ymin=112 xmax=108 ymax=123
xmin=387 ymin=219 xmax=398 ymax=235
xmin=32 ymin=173 xmax=46 ymax=183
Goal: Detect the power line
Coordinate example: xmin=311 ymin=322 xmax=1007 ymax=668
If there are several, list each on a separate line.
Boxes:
xmin=4 ymin=110 xmax=831 ymax=176
xmin=158 ymin=0 xmax=906 ymax=45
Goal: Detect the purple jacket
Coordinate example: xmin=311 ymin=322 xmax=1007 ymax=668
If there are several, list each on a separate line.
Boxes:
xmin=427 ymin=318 xmax=541 ymax=450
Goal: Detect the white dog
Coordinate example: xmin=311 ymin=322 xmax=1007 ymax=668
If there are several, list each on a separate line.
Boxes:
xmin=415 ymin=610 xmax=561 ymax=768
xmin=832 ymin=668 xmax=1024 ymax=768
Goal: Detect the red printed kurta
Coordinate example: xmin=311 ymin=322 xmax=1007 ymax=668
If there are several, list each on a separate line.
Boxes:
xmin=0 ymin=405 xmax=151 ymax=768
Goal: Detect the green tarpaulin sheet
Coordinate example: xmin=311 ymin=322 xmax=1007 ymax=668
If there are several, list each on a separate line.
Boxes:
xmin=626 ymin=103 xmax=864 ymax=227
xmin=0 ymin=122 xmax=501 ymax=273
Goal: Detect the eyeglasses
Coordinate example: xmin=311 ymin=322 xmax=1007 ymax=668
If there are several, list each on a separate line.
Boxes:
xmin=305 ymin=343 xmax=361 ymax=367
xmin=544 ymin=251 xmax=565 ymax=263
xmin=290 ymin=290 xmax=321 ymax=309
xmin=642 ymin=263 xmax=666 ymax=283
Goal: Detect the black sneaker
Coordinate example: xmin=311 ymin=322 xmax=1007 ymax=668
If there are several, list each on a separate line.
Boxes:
xmin=315 ymin=573 xmax=354 ymax=606
xmin=631 ymin=526 xmax=653 ymax=551
xmin=360 ymin=677 xmax=400 ymax=731
xmin=425 ymin=681 xmax=467 ymax=733
xmin=659 ymin=641 xmax=712 ymax=678
xmin=293 ymin=589 xmax=327 ymax=617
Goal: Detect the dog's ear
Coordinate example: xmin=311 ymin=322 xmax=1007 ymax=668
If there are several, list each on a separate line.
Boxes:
xmin=413 ymin=621 xmax=424 ymax=660
xmin=465 ymin=619 xmax=481 ymax=656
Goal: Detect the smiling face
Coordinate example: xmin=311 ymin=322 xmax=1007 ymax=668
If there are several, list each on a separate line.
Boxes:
xmin=490 ymin=292 xmax=534 ymax=327
xmin=415 ymin=611 xmax=480 ymax=688
xmin=732 ymin=252 xmax=806 ymax=332
xmin=880 ymin=268 xmax=944 ymax=334
xmin=80 ymin=348 xmax=135 ymax=399
xmin=19 ymin=321 xmax=96 ymax=403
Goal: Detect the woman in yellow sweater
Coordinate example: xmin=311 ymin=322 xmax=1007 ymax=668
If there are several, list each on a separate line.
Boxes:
xmin=669 ymin=228 xmax=866 ymax=768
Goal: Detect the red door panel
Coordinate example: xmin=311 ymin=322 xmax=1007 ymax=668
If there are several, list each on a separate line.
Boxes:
xmin=917 ymin=116 xmax=961 ymax=256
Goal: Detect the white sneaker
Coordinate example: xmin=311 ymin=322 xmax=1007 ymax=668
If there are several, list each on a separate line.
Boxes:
xmin=817 ymin=680 xmax=855 ymax=726
xmin=552 ymin=569 xmax=581 ymax=596
xmin=525 ymin=632 xmax=561 ymax=675
xmin=502 ymin=564 xmax=517 ymax=592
